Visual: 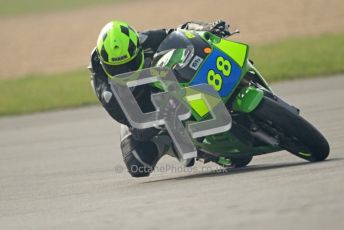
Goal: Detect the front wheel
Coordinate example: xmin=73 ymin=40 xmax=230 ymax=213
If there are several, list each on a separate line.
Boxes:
xmin=252 ymin=96 xmax=330 ymax=162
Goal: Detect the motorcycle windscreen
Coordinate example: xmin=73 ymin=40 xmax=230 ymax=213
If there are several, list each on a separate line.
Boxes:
xmin=154 ymin=31 xmax=210 ymax=83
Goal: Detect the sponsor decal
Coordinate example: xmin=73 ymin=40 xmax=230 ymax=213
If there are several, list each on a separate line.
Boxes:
xmin=112 ymin=55 xmax=128 ymax=62
xmin=189 ymin=55 xmax=203 ymax=71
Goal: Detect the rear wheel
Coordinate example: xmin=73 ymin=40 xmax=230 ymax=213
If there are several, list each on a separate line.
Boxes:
xmin=231 ymin=155 xmax=253 ymax=168
xmin=252 ymin=96 xmax=330 ymax=162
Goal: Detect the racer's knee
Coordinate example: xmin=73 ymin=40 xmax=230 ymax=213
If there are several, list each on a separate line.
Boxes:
xmin=120 ymin=130 xmax=161 ymax=177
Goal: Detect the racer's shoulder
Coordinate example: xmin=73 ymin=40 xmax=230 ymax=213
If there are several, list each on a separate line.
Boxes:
xmin=90 ymin=47 xmax=100 ymax=67
xmin=88 ymin=47 xmax=109 ymax=82
xmin=88 ymin=48 xmax=103 ymax=73
xmin=138 ymin=29 xmax=169 ymax=46
xmin=138 ymin=29 xmax=169 ymax=59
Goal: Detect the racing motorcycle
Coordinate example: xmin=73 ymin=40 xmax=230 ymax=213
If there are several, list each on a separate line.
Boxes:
xmin=113 ymin=29 xmax=330 ymax=170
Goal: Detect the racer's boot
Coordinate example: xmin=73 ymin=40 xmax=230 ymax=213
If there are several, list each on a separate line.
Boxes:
xmin=120 ymin=125 xmax=173 ymax=177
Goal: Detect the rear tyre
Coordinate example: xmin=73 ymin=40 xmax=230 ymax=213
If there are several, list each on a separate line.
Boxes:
xmin=252 ymin=96 xmax=330 ymax=162
xmin=231 ymin=155 xmax=253 ymax=168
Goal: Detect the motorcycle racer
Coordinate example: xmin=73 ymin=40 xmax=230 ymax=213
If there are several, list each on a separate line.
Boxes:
xmin=88 ymin=20 xmax=231 ymax=177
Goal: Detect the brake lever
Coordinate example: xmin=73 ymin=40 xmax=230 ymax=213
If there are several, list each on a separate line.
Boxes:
xmin=229 ymin=29 xmax=240 ymax=36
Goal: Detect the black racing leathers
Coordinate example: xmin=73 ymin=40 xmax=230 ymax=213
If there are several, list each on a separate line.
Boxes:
xmin=88 ymin=21 xmax=230 ymax=141
xmin=88 ymin=29 xmax=168 ymax=123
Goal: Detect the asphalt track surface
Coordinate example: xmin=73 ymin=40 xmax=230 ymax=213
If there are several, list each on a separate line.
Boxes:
xmin=0 ymin=76 xmax=343 ymax=229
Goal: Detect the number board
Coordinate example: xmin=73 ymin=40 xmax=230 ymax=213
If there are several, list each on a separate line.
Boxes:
xmin=190 ymin=47 xmax=242 ymax=98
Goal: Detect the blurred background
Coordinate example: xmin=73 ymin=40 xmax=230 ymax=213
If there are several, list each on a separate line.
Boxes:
xmin=0 ymin=0 xmax=343 ymax=115
xmin=0 ymin=2 xmax=343 ymax=229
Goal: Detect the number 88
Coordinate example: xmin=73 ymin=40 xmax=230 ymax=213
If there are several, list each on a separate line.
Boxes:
xmin=207 ymin=70 xmax=222 ymax=91
xmin=216 ymin=56 xmax=231 ymax=77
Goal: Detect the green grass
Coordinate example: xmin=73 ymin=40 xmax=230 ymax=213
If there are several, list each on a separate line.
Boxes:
xmin=0 ymin=0 xmax=125 ymax=16
xmin=250 ymin=33 xmax=344 ymax=82
xmin=0 ymin=70 xmax=97 ymax=116
xmin=0 ymin=33 xmax=343 ymax=116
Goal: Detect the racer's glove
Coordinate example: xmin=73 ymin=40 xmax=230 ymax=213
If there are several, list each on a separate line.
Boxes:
xmin=179 ymin=20 xmax=231 ymax=38
xmin=209 ymin=20 xmax=231 ymax=37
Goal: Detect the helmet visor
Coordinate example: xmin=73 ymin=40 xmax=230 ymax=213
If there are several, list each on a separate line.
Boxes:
xmin=101 ymin=50 xmax=144 ymax=77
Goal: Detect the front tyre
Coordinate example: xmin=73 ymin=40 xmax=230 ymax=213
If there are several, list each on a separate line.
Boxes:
xmin=252 ymin=97 xmax=330 ymax=162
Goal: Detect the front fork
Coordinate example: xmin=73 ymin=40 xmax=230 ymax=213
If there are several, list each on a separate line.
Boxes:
xmin=234 ymin=60 xmax=299 ymax=115
xmin=230 ymin=61 xmax=299 ymax=149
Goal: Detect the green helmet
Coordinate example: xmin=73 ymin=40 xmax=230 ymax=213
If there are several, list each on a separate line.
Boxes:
xmin=96 ymin=20 xmax=144 ymax=77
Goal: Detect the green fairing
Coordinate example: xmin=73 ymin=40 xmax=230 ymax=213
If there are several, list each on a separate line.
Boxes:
xmin=218 ymin=156 xmax=231 ymax=166
xmin=233 ymin=87 xmax=264 ymax=113
xmin=197 ymin=131 xmax=281 ymax=157
xmin=196 ymin=31 xmax=251 ymax=105
xmin=153 ymin=30 xmax=280 ymax=157
xmin=197 ymin=31 xmax=248 ymax=68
